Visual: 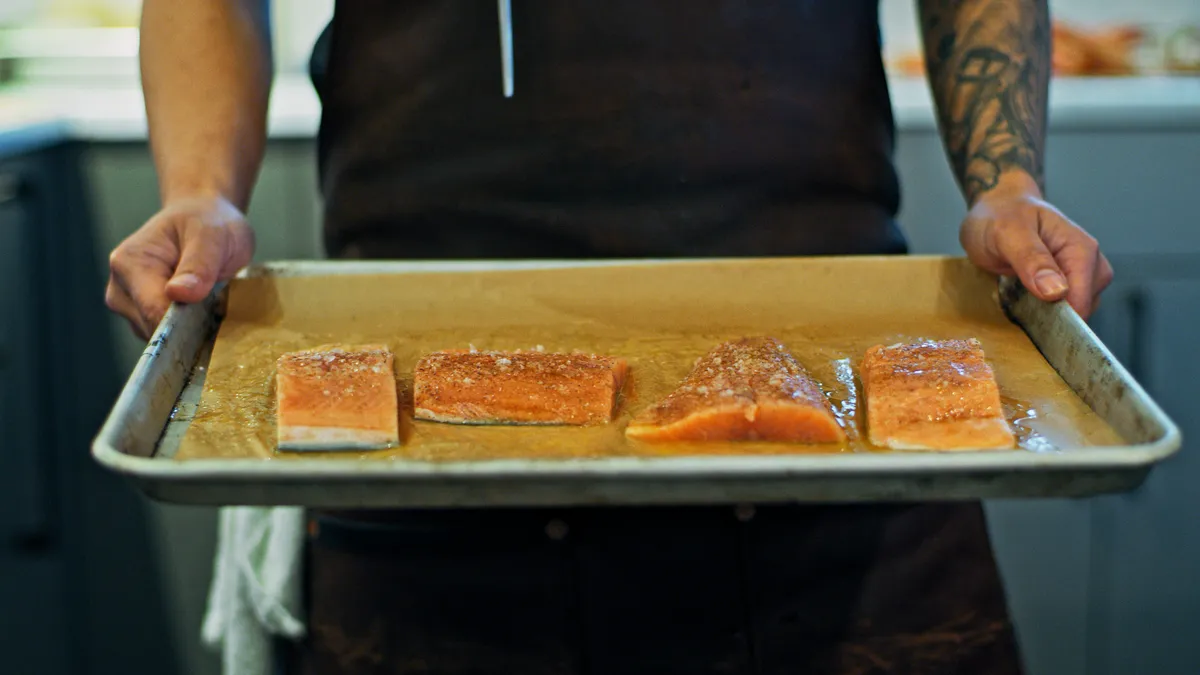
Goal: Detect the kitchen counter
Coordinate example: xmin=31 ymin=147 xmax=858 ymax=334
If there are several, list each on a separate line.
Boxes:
xmin=0 ymin=76 xmax=321 ymax=146
xmin=1 ymin=74 xmax=1199 ymax=148
xmin=0 ymin=98 xmax=70 ymax=156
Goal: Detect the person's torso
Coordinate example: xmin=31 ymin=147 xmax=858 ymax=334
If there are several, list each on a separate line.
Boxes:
xmin=313 ymin=0 xmax=904 ymax=259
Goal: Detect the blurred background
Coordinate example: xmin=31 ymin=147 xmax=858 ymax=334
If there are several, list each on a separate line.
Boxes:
xmin=0 ymin=1 xmax=1197 ymax=674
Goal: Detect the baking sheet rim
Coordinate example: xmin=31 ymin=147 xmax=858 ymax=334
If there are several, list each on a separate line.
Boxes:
xmin=92 ymin=256 xmax=1182 ymax=484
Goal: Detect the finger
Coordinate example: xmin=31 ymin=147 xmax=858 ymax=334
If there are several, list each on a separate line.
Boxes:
xmin=1096 ymin=253 xmax=1115 ymax=292
xmin=166 ymin=220 xmax=226 ymax=304
xmin=1089 ymin=254 xmax=1115 ymax=320
xmin=1043 ymin=218 xmax=1101 ymax=318
xmin=990 ymin=219 xmax=1070 ymax=304
xmin=127 ymin=318 xmax=150 ymax=341
xmin=110 ymin=248 xmax=173 ymax=333
xmin=105 ymin=280 xmax=152 ymax=339
xmin=960 ymin=214 xmax=1015 ymax=276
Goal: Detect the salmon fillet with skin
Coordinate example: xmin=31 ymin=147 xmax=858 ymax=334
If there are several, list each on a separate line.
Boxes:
xmin=412 ymin=349 xmax=628 ymax=426
xmin=861 ymin=338 xmax=1015 ymax=451
xmin=275 ymin=344 xmax=400 ymax=451
xmin=625 ymin=337 xmax=846 ymax=443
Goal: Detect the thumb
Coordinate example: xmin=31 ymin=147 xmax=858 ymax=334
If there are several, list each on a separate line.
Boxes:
xmin=166 ymin=225 xmax=226 ymax=304
xmin=991 ymin=221 xmax=1070 ymax=303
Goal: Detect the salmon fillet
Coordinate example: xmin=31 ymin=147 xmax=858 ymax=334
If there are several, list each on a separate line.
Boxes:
xmin=861 ymin=338 xmax=1015 ymax=450
xmin=625 ymin=337 xmax=846 ymax=443
xmin=275 ymin=344 xmax=400 ymax=451
xmin=412 ymin=349 xmax=628 ymax=425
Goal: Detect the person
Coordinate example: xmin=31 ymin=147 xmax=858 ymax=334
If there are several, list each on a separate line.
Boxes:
xmin=107 ymin=1 xmax=1113 ymax=673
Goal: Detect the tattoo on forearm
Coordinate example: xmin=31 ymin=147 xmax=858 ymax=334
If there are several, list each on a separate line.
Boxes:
xmin=918 ymin=0 xmax=1050 ymax=203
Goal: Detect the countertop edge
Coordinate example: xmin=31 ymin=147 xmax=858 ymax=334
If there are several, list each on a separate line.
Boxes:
xmin=2 ymin=75 xmax=1200 ymax=148
xmin=0 ymin=118 xmax=73 ymax=157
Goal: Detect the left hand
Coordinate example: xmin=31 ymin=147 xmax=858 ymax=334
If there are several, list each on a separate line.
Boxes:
xmin=959 ymin=171 xmax=1113 ymax=319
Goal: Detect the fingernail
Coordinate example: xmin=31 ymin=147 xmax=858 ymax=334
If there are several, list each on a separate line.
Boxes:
xmin=169 ymin=273 xmax=200 ymax=289
xmin=1034 ymin=270 xmax=1068 ymax=297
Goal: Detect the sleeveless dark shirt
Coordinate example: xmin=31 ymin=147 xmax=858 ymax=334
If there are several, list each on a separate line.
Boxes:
xmin=311 ymin=0 xmax=906 ymax=259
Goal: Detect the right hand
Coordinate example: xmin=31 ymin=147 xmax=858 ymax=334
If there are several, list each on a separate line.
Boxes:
xmin=106 ymin=195 xmax=255 ymax=339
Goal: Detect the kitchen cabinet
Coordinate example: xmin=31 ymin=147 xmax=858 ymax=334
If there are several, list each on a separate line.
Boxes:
xmin=973 ymin=256 xmax=1200 ymax=675
xmin=0 ymin=147 xmax=72 ymax=675
xmin=895 ymin=126 xmax=1200 ymax=675
xmin=1085 ymin=255 xmax=1200 ymax=675
xmin=83 ymin=140 xmax=321 ymax=675
xmin=0 ymin=140 xmax=179 ymax=675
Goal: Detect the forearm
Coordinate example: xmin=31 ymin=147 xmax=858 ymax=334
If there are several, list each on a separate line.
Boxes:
xmin=140 ymin=0 xmax=272 ymax=211
xmin=917 ymin=0 xmax=1050 ymax=204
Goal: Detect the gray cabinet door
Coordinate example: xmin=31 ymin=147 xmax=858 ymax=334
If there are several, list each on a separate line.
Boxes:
xmin=1085 ymin=258 xmax=1200 ymax=675
xmin=0 ymin=162 xmax=70 ymax=675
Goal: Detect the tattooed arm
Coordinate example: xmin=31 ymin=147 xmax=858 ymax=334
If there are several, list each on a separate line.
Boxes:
xmin=918 ymin=0 xmax=1049 ymax=203
xmin=916 ymin=0 xmax=1112 ymax=317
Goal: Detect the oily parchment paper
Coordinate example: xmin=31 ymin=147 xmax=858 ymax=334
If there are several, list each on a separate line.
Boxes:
xmin=175 ymin=257 xmax=1122 ymax=462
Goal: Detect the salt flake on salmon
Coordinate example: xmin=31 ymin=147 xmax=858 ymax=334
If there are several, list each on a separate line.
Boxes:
xmin=275 ymin=344 xmax=400 ymax=451
xmin=625 ymin=337 xmax=845 ymax=443
xmin=861 ymin=338 xmax=1014 ymax=451
xmin=412 ymin=349 xmax=628 ymax=426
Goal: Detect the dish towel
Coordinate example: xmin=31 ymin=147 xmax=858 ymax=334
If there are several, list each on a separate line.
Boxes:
xmin=202 ymin=506 xmax=307 ymax=675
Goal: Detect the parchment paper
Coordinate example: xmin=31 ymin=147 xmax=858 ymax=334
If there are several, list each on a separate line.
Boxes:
xmin=175 ymin=257 xmax=1122 ymax=461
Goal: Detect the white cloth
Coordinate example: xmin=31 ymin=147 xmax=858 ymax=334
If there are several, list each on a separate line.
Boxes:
xmin=202 ymin=506 xmax=307 ymax=675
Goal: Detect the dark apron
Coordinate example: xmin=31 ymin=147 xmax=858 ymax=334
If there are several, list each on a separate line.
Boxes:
xmin=287 ymin=503 xmax=1021 ymax=675
xmin=286 ymin=2 xmax=1024 ymax=673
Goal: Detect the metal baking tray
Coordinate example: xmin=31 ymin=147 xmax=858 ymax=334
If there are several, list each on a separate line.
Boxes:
xmin=92 ymin=258 xmax=1182 ymax=507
